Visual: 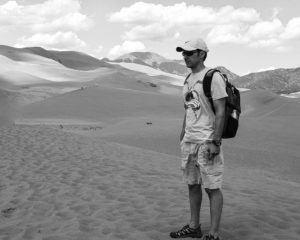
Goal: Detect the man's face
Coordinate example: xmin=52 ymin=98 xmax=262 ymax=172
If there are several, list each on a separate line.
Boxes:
xmin=182 ymin=50 xmax=202 ymax=68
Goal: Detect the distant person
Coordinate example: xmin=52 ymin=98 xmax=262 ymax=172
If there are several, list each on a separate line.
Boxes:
xmin=170 ymin=38 xmax=227 ymax=240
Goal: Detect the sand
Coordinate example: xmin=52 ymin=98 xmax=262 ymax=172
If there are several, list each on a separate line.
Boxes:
xmin=0 ymin=118 xmax=299 ymax=240
xmin=3 ymin=87 xmax=300 ymax=240
xmin=0 ymin=124 xmax=185 ymax=240
xmin=1 ymin=46 xmax=300 ymax=240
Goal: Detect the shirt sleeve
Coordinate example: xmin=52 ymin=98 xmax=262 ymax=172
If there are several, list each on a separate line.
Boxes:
xmin=211 ymin=72 xmax=228 ymax=100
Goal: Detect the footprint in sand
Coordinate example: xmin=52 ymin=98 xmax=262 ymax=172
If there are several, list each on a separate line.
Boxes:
xmin=1 ymin=207 xmax=17 ymax=217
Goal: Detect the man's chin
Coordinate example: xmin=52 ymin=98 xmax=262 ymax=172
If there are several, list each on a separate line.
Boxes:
xmin=185 ymin=62 xmax=192 ymax=68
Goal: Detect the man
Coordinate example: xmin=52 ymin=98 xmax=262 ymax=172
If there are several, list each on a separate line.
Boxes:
xmin=170 ymin=38 xmax=227 ymax=240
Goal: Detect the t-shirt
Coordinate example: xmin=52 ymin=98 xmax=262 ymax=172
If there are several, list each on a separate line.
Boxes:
xmin=182 ymin=67 xmax=228 ymax=143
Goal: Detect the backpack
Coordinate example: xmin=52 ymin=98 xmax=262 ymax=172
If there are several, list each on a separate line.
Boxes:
xmin=184 ymin=69 xmax=241 ymax=138
xmin=203 ymin=69 xmax=241 ymax=138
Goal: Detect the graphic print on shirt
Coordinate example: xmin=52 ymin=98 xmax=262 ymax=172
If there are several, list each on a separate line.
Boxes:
xmin=184 ymin=88 xmax=201 ymax=125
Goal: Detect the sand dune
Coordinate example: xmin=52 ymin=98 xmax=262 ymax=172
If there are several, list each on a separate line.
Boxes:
xmin=0 ymin=45 xmax=112 ymax=70
xmin=0 ymin=46 xmax=299 ymax=240
xmin=18 ymin=87 xmax=300 ymax=186
xmin=19 ymin=84 xmax=182 ymax=123
xmin=109 ymin=62 xmax=185 ymax=82
xmin=0 ymin=123 xmax=299 ymax=240
xmin=0 ymin=54 xmax=107 ymax=83
xmin=0 ymin=46 xmax=182 ymax=110
xmin=240 ymin=89 xmax=300 ymax=117
xmin=2 ymin=99 xmax=300 ymax=240
xmin=0 ymin=71 xmax=52 ymax=87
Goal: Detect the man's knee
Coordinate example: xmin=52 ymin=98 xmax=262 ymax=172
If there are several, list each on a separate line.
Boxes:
xmin=205 ymin=188 xmax=220 ymax=195
xmin=188 ymin=184 xmax=201 ymax=192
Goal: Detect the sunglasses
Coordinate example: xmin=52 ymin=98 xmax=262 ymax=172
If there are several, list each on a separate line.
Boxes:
xmin=182 ymin=50 xmax=199 ymax=57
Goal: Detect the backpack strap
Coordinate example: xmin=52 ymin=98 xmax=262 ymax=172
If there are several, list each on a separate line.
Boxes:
xmin=183 ymin=73 xmax=191 ymax=109
xmin=184 ymin=73 xmax=191 ymax=85
xmin=203 ymin=69 xmax=222 ymax=113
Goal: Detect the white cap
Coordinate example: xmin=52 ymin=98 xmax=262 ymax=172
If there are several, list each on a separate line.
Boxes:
xmin=176 ymin=38 xmax=209 ymax=52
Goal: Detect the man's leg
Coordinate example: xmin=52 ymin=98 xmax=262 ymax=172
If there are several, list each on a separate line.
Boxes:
xmin=205 ymin=188 xmax=223 ymax=237
xmin=188 ymin=184 xmax=202 ymax=229
xmin=170 ymin=183 xmax=203 ymax=238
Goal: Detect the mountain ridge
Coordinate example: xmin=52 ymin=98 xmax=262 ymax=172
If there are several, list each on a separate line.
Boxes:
xmin=0 ymin=45 xmax=299 ymax=94
xmin=110 ymin=51 xmax=300 ymax=94
xmin=0 ymin=45 xmax=112 ymax=70
xmin=233 ymin=68 xmax=300 ymax=94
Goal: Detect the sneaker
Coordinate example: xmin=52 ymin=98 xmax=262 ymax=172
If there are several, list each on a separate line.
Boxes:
xmin=202 ymin=234 xmax=220 ymax=240
xmin=170 ymin=224 xmax=202 ymax=238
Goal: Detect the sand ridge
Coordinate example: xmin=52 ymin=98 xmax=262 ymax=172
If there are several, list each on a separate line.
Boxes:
xmin=0 ymin=124 xmax=299 ymax=240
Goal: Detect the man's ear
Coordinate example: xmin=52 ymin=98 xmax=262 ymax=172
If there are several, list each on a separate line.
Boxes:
xmin=198 ymin=50 xmax=207 ymax=61
xmin=198 ymin=50 xmax=204 ymax=57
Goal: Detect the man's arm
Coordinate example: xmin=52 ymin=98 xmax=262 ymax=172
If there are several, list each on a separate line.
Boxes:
xmin=180 ymin=112 xmax=186 ymax=142
xmin=207 ymin=98 xmax=226 ymax=159
xmin=213 ymin=98 xmax=226 ymax=140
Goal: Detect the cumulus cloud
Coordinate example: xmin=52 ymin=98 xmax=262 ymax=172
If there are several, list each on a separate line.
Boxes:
xmin=281 ymin=17 xmax=300 ymax=40
xmin=0 ymin=1 xmax=23 ymax=25
xmin=0 ymin=0 xmax=91 ymax=49
xmin=110 ymin=2 xmax=300 ymax=51
xmin=122 ymin=23 xmax=176 ymax=41
xmin=108 ymin=41 xmax=146 ymax=59
xmin=0 ymin=0 xmax=92 ymax=31
xmin=109 ymin=2 xmax=260 ymax=41
xmin=207 ymin=18 xmax=285 ymax=48
xmin=19 ymin=31 xmax=86 ymax=50
xmin=207 ymin=24 xmax=248 ymax=45
xmin=247 ymin=19 xmax=283 ymax=40
xmin=31 ymin=12 xmax=92 ymax=32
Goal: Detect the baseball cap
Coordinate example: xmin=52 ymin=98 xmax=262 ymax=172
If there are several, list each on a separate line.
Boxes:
xmin=176 ymin=38 xmax=209 ymax=52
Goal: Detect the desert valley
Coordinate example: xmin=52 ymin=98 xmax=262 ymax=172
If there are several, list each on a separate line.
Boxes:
xmin=0 ymin=45 xmax=299 ymax=240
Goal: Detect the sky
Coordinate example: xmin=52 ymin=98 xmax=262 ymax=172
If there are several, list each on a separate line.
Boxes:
xmin=0 ymin=0 xmax=300 ymax=75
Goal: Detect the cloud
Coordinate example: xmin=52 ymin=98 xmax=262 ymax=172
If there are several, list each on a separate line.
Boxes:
xmin=0 ymin=0 xmax=91 ymax=49
xmin=31 ymin=12 xmax=93 ymax=32
xmin=246 ymin=18 xmax=283 ymax=40
xmin=108 ymin=41 xmax=146 ymax=59
xmin=0 ymin=1 xmax=23 ymax=26
xmin=207 ymin=24 xmax=248 ymax=45
xmin=207 ymin=17 xmax=298 ymax=51
xmin=0 ymin=0 xmax=92 ymax=32
xmin=110 ymin=2 xmax=300 ymax=51
xmin=207 ymin=18 xmax=284 ymax=48
xmin=19 ymin=31 xmax=86 ymax=50
xmin=122 ymin=23 xmax=176 ymax=41
xmin=109 ymin=2 xmax=260 ymax=41
xmin=110 ymin=2 xmax=260 ymax=26
xmin=281 ymin=17 xmax=300 ymax=40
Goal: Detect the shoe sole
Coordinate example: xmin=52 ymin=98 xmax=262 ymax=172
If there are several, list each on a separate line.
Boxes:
xmin=170 ymin=234 xmax=203 ymax=238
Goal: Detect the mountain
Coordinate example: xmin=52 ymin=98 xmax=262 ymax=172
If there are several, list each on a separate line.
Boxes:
xmin=112 ymin=52 xmax=190 ymax=76
xmin=1 ymin=45 xmax=299 ymax=97
xmin=0 ymin=45 xmax=112 ymax=70
xmin=233 ymin=68 xmax=300 ymax=94
xmin=215 ymin=66 xmax=240 ymax=81
xmin=114 ymin=52 xmax=300 ymax=95
xmin=110 ymin=52 xmax=239 ymax=81
xmin=114 ymin=52 xmax=167 ymax=66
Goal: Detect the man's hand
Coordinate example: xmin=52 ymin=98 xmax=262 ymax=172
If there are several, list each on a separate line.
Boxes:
xmin=207 ymin=142 xmax=220 ymax=160
xmin=180 ymin=112 xmax=186 ymax=142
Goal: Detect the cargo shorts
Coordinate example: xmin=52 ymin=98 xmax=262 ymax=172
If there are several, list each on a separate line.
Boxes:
xmin=180 ymin=141 xmax=224 ymax=189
